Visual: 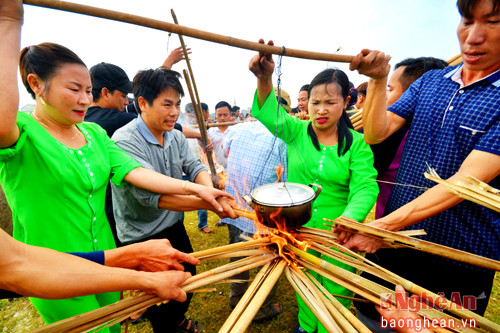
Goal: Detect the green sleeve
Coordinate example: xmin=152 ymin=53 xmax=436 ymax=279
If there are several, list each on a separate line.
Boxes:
xmin=341 ymin=131 xmax=379 ymax=221
xmin=251 ymin=89 xmax=304 ymax=144
xmin=106 ymin=137 xmax=142 ymax=187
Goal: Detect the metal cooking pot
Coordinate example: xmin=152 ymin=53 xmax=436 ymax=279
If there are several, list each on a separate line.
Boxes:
xmin=243 ymin=182 xmax=322 ymax=229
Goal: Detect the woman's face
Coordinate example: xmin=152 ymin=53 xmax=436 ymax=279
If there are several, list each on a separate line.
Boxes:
xmin=39 ymin=63 xmax=92 ymax=125
xmin=308 ymin=82 xmax=348 ymax=133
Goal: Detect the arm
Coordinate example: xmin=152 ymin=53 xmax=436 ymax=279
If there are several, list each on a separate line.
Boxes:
xmin=349 ymin=49 xmax=407 ymax=144
xmin=0 ymin=0 xmax=23 ymax=148
xmin=248 ymin=39 xmax=275 ymax=108
xmin=0 ymin=229 xmax=188 ymax=301
xmin=341 ymin=150 xmax=500 ymax=252
xmin=124 ymin=167 xmax=232 ymax=212
xmin=181 ymin=125 xmax=201 ymax=139
xmin=161 ymin=46 xmax=191 ymax=70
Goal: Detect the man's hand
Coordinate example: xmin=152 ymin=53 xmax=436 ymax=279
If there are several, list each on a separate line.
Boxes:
xmin=249 ymin=39 xmax=275 ymax=79
xmin=334 ymin=219 xmax=388 ymax=253
xmin=350 ymin=49 xmax=391 ymax=80
xmin=122 ymin=239 xmax=200 ymax=272
xmin=162 ymin=46 xmax=191 ymax=69
xmin=213 ymin=197 xmax=238 ymax=219
xmin=145 ymin=271 xmax=190 ymax=302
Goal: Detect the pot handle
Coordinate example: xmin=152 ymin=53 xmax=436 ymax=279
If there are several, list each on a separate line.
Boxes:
xmin=309 ymin=183 xmax=323 ymax=199
xmin=243 ymin=195 xmax=255 ymax=207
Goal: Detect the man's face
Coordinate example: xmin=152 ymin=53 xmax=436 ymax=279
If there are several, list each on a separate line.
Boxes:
xmin=202 ymin=108 xmax=210 ymax=121
xmin=215 ymin=106 xmax=231 ymax=123
xmin=141 ymin=87 xmax=181 ymax=135
xmin=386 ymin=66 xmax=405 ymax=107
xmin=297 ymin=90 xmax=308 ymax=112
xmin=105 ymin=89 xmax=129 ymax=111
xmin=457 ymin=0 xmax=500 ymax=76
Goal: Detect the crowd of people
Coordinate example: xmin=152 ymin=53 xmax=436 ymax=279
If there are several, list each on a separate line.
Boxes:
xmin=0 ymin=0 xmax=499 ymax=332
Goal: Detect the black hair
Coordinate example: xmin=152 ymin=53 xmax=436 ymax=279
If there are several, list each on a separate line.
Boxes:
xmin=133 ymin=68 xmax=184 ymax=106
xmin=299 ymin=84 xmax=310 ymax=92
xmin=457 ymin=0 xmax=500 ymax=18
xmin=215 ymin=101 xmax=232 ymax=111
xmin=395 ymin=57 xmax=448 ymax=91
xmin=232 ymin=105 xmax=240 ymax=112
xmin=19 ymin=43 xmax=87 ymax=99
xmin=347 ymin=81 xmax=358 ymax=108
xmin=201 ymin=103 xmax=208 ymax=111
xmin=307 ymin=68 xmax=354 ymax=156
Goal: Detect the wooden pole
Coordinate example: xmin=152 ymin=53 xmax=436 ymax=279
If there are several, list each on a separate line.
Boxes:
xmin=23 ymin=0 xmax=355 ymax=63
xmin=191 ymin=119 xmax=257 ymax=128
xmin=183 ymin=69 xmax=219 ymax=182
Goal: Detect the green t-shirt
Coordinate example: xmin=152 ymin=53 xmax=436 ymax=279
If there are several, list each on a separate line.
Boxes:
xmin=252 ymin=91 xmax=378 ymax=229
xmin=0 ymin=112 xmax=141 ymax=252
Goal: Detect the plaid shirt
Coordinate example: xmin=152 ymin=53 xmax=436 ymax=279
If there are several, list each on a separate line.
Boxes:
xmin=386 ymin=65 xmax=500 ymax=263
xmin=221 ymin=121 xmax=287 ymax=233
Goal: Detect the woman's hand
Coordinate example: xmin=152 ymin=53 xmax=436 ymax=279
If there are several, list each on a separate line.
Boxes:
xmin=249 ymin=39 xmax=275 ymax=79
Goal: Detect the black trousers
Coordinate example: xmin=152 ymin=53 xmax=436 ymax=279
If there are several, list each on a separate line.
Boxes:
xmin=138 ymin=221 xmax=196 ymax=332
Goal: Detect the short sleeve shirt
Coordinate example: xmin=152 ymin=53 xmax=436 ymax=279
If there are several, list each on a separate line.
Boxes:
xmin=386 ymin=65 xmax=500 ymax=261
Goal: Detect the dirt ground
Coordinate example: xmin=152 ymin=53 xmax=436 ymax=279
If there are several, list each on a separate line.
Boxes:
xmin=0 ymin=184 xmax=13 ymax=235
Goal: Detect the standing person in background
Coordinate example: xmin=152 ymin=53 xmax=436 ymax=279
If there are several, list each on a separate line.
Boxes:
xmin=355 ymin=82 xmax=368 ymax=109
xmin=208 ymin=101 xmax=234 ymax=171
xmin=343 ymin=0 xmax=500 ymax=331
xmin=249 ymin=39 xmax=378 ymax=333
xmin=0 ymin=1 xmax=230 ymax=330
xmin=219 ymin=105 xmax=288 ymax=321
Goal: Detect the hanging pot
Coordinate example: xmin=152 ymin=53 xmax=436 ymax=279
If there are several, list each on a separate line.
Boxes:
xmin=243 ymin=182 xmax=322 ymax=229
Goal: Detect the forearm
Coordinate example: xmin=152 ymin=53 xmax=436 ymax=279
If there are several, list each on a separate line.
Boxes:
xmin=363 ymin=76 xmax=391 ymax=144
xmin=158 ymin=194 xmax=213 ymax=211
xmin=194 ymin=170 xmax=213 ymax=187
xmin=0 ymin=235 xmax=154 ymax=298
xmin=182 ymin=125 xmax=202 ymax=139
xmin=257 ymin=77 xmax=273 ymax=108
xmin=0 ymin=17 xmax=21 ymax=148
xmin=124 ymin=167 xmax=198 ymax=196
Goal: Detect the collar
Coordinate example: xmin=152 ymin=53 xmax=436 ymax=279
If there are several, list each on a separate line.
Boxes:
xmin=137 ymin=115 xmax=173 ymax=145
xmin=444 ymin=63 xmax=500 ymax=88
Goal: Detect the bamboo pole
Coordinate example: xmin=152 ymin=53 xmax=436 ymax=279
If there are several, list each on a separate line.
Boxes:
xmin=328 ymin=216 xmax=500 ymax=271
xmin=233 ymin=207 xmax=258 ymax=220
xmin=23 ymin=0 xmax=355 ymax=63
xmin=191 ymin=236 xmax=271 ymax=259
xmin=183 ymin=69 xmax=219 ymax=183
xmin=287 ymin=267 xmax=343 ymax=333
xmin=230 ymin=260 xmax=287 ymax=333
xmin=219 ymin=262 xmax=274 ymax=333
xmin=447 ymin=53 xmax=462 ymax=64
xmin=191 ymin=119 xmax=257 ymax=128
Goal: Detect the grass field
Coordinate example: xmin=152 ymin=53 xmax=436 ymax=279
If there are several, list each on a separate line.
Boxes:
xmin=0 ymin=210 xmax=499 ymax=332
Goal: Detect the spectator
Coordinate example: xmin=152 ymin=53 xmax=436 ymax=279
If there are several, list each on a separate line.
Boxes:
xmin=355 ymin=82 xmax=368 ymax=109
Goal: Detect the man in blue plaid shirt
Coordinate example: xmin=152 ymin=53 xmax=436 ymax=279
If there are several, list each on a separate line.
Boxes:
xmin=220 ymin=119 xmax=287 ymax=320
xmin=343 ymin=0 xmax=500 ymax=327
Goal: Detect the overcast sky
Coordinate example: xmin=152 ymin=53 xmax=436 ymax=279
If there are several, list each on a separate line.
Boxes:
xmin=20 ymin=0 xmax=461 ymax=113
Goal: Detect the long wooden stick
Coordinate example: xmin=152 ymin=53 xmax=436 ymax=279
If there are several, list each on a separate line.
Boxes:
xmin=23 ymin=0 xmax=355 ymax=63
xmin=191 ymin=119 xmax=257 ymax=128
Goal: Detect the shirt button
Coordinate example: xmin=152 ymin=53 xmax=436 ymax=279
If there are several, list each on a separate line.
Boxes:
xmin=449 ymin=106 xmax=454 ymax=110
xmin=93 ymin=217 xmax=96 ymax=221
xmin=89 ymin=194 xmax=92 ymax=198
xmin=314 ymin=209 xmax=317 ymax=212
xmin=459 ymin=90 xmax=464 ymax=94
xmin=94 ymin=239 xmax=97 ymax=243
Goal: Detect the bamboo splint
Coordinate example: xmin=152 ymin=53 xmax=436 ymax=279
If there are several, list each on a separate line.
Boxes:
xmin=326 ymin=216 xmax=500 ymax=271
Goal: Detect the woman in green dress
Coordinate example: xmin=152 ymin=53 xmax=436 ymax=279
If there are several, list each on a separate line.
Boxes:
xmin=249 ymin=40 xmax=378 ymax=333
xmin=0 ymin=2 xmax=232 ymax=331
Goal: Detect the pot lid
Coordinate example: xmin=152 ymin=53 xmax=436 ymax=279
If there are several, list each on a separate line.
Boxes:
xmin=250 ymin=182 xmax=315 ymax=207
